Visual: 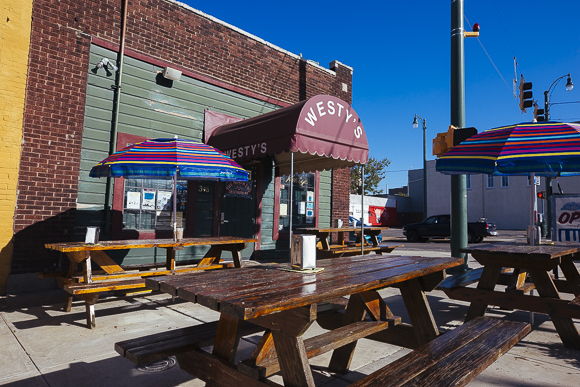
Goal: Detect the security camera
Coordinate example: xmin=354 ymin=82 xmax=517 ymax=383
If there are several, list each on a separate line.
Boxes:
xmin=97 ymin=58 xmax=118 ymax=72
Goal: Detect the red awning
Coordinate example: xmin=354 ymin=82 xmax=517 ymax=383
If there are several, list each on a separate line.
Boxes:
xmin=206 ymin=95 xmax=369 ymax=175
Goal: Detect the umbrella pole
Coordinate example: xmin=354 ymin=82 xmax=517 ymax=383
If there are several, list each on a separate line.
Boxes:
xmin=173 ymin=173 xmax=177 ymax=241
xmin=361 ymin=165 xmax=364 ymax=256
xmin=289 ymin=152 xmax=294 ymax=261
xmin=528 ymin=172 xmax=537 ymax=245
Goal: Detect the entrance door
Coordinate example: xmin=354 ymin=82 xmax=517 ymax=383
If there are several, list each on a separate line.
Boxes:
xmin=220 ymin=165 xmax=257 ymax=254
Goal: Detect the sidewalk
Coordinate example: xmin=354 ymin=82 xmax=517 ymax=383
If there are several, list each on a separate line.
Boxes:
xmin=1 ymin=249 xmax=579 ymax=386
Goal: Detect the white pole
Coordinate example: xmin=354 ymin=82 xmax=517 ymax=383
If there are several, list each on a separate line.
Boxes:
xmin=361 ymin=165 xmax=365 ymax=256
xmin=289 ymin=152 xmax=294 ymax=261
xmin=529 ymin=172 xmax=537 ymax=245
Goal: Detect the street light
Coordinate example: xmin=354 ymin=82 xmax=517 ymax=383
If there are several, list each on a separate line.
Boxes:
xmin=412 ymin=114 xmax=428 ymax=219
xmin=544 ymin=73 xmax=573 ymax=121
xmin=544 ymin=73 xmax=574 ymax=239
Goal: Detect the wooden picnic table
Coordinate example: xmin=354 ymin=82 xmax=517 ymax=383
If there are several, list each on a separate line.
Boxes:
xmin=44 ymin=236 xmax=257 ymax=328
xmin=295 ymin=227 xmax=401 ymax=258
xmin=444 ymin=242 xmax=580 ymax=349
xmin=136 ymin=254 xmax=463 ymax=386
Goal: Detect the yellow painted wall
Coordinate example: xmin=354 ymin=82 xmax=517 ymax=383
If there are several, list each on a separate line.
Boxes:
xmin=0 ymin=0 xmax=32 ymax=294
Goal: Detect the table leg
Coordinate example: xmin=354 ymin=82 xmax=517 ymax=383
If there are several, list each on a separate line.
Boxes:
xmin=399 ymin=278 xmax=439 ymax=345
xmin=560 ymin=257 xmax=580 ymax=296
xmin=63 ymin=258 xmax=77 ymax=312
xmin=165 ymin=248 xmax=176 ymax=271
xmin=465 ymin=264 xmax=503 ymax=322
xmin=528 ymin=268 xmax=580 ymax=349
xmin=212 ymin=313 xmax=244 ymax=363
xmin=319 ymin=232 xmax=331 ymax=250
xmin=328 ymin=290 xmax=387 ymax=374
xmin=197 ymin=246 xmax=223 ymax=268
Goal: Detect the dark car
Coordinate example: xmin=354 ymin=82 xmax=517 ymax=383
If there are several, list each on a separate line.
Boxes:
xmin=402 ymin=214 xmax=497 ymax=243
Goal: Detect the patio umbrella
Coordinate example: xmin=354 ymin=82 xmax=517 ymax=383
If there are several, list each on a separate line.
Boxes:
xmin=436 ymin=122 xmax=580 ymax=244
xmin=90 ymin=137 xmax=249 ymax=238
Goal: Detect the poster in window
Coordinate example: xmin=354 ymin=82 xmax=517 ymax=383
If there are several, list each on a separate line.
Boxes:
xmin=299 ymin=202 xmax=306 ymax=215
xmin=126 ymin=191 xmax=141 ymax=210
xmin=157 ymin=190 xmax=173 ymax=211
xmin=306 ymin=209 xmax=314 ymax=223
xmin=280 ymin=203 xmax=288 ymax=217
xmin=224 ymin=181 xmax=252 ymax=198
xmin=142 ymin=189 xmax=156 ymax=210
xmin=307 ymin=191 xmax=314 ymax=202
xmin=306 ymin=202 xmax=314 ymax=210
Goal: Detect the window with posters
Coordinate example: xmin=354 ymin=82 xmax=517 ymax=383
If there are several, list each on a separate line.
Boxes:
xmin=278 ymin=173 xmax=316 ymax=232
xmin=122 ymin=178 xmax=188 ymax=231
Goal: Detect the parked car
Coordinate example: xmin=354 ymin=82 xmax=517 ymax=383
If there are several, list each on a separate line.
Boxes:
xmin=349 ymin=216 xmax=383 ymax=244
xmin=402 ymin=214 xmax=497 ymax=243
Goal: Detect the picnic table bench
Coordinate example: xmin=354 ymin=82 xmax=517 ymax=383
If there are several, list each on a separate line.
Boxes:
xmin=43 ymin=236 xmax=256 ymax=328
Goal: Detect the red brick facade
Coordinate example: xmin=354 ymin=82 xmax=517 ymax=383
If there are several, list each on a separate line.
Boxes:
xmin=331 ymin=168 xmax=352 ymax=243
xmin=15 ymin=0 xmax=353 ymax=273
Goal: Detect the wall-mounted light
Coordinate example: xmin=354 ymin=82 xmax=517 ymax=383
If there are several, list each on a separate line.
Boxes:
xmin=97 ymin=58 xmax=118 ymax=72
xmin=162 ymin=67 xmax=182 ymax=81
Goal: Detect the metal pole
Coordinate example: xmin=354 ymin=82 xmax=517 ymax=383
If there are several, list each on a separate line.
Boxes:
xmin=544 ymin=91 xmax=553 ymax=239
xmin=361 ymin=165 xmax=365 ymax=256
xmin=451 ymin=0 xmax=468 ymax=271
xmin=423 ymin=119 xmax=427 ymax=218
xmin=289 ymin=152 xmax=294 ymax=261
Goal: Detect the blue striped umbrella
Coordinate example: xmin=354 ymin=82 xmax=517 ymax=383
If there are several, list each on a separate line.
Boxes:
xmin=437 ymin=122 xmax=580 ymax=176
xmin=90 ymin=137 xmax=249 ymax=238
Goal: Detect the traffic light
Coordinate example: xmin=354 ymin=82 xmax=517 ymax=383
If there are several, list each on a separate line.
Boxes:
xmin=537 ymin=191 xmax=547 ymax=199
xmin=533 ymin=103 xmax=545 ymax=122
xmin=433 ymin=126 xmax=478 ymax=157
xmin=518 ymin=75 xmax=533 ymax=113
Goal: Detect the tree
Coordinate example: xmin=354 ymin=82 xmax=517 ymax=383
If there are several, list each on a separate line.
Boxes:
xmin=350 ymin=157 xmax=391 ymax=195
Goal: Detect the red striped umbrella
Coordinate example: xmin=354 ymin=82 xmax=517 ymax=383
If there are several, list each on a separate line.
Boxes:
xmin=90 ymin=137 xmax=249 ymax=238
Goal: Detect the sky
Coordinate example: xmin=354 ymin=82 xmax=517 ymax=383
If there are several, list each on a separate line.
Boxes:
xmin=180 ymin=0 xmax=580 ymax=191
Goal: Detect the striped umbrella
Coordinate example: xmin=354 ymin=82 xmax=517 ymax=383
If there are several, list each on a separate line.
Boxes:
xmin=437 ymin=122 xmax=580 ymax=176
xmin=90 ymin=137 xmax=249 ymax=238
xmin=436 ymin=122 xmax=580 ymax=244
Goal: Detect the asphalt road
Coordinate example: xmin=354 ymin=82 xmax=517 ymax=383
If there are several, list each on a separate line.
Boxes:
xmin=381 ymin=228 xmax=528 ymax=253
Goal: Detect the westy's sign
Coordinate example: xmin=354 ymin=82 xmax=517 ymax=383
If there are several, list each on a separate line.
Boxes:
xmin=213 ymin=95 xmax=367 ymax=164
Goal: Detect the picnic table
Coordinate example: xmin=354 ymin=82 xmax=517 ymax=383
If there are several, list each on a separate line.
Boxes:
xmin=116 ymin=254 xmax=464 ymax=386
xmin=295 ymin=227 xmax=402 ymax=258
xmin=44 ymin=236 xmax=257 ymax=328
xmin=440 ymin=242 xmax=580 ymax=349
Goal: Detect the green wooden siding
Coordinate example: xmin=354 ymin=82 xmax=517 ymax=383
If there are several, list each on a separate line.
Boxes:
xmin=78 ymin=44 xmax=279 ymax=265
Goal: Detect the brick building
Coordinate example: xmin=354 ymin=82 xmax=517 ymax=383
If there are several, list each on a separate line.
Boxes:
xmin=3 ymin=0 xmax=367 ymax=294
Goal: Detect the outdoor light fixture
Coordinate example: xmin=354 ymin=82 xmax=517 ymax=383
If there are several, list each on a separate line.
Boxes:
xmin=565 ymin=75 xmax=574 ymax=92
xmin=97 ymin=58 xmax=118 ymax=72
xmin=412 ymin=114 xmax=427 ymax=218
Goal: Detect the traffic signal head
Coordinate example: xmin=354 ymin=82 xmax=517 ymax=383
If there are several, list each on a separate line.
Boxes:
xmin=518 ymin=75 xmax=533 ymax=113
xmin=537 ymin=191 xmax=547 ymax=199
xmin=533 ymin=103 xmax=545 ymax=122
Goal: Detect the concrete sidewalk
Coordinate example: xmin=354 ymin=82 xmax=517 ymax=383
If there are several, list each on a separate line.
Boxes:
xmin=1 ymin=251 xmax=579 ymax=386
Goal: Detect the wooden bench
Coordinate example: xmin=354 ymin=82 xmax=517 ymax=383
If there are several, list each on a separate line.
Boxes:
xmin=115 ymin=321 xmax=264 ymax=366
xmin=437 ymin=267 xmax=534 ymax=293
xmin=351 ymin=316 xmax=530 ymax=387
xmin=318 ymin=243 xmax=403 ymax=258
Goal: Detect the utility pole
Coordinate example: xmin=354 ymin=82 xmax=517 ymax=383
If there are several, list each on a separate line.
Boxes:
xmin=450 ymin=0 xmax=468 ymax=271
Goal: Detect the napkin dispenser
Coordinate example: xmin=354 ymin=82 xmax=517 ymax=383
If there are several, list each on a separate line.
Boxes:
xmin=291 ymin=234 xmax=317 ymax=269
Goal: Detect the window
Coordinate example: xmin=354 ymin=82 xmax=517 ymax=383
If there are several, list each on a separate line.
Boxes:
xmin=487 ymin=175 xmax=495 ymax=188
xmin=122 ymin=178 xmax=187 ymax=231
xmin=501 ymin=176 xmax=509 ymax=188
xmin=278 ymin=173 xmax=316 ymax=232
xmin=466 ymin=175 xmax=471 ymax=189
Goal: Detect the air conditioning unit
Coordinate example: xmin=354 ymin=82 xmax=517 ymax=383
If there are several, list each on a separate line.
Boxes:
xmin=162 ymin=67 xmax=182 ymax=81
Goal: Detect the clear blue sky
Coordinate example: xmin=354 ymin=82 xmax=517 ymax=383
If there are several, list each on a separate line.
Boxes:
xmin=181 ymin=0 xmax=580 ymax=190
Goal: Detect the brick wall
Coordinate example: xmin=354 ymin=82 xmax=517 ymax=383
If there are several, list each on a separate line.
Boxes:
xmin=14 ymin=0 xmax=353 ymax=274
xmin=331 ymin=168 xmax=351 ymax=243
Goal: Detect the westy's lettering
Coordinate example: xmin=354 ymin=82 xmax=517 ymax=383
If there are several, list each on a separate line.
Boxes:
xmin=225 ymin=142 xmax=267 ymax=159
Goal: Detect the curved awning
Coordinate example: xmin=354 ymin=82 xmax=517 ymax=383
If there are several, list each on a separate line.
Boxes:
xmin=207 ymin=95 xmax=369 ymax=175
